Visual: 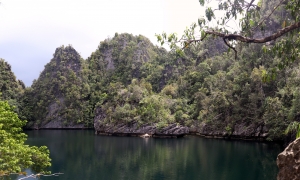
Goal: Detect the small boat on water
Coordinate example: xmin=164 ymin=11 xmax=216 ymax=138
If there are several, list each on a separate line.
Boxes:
xmin=140 ymin=133 xmax=151 ymax=138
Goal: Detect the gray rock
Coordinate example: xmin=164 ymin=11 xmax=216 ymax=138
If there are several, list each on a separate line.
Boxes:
xmin=277 ymin=138 xmax=300 ymax=180
xmin=95 ymin=120 xmax=188 ymax=137
xmin=94 ymin=107 xmax=188 ymax=137
xmin=195 ymin=122 xmax=268 ymax=140
xmin=41 ymin=119 xmax=85 ymax=129
xmin=94 ymin=108 xmax=268 ymax=139
xmin=232 ymin=123 xmax=267 ymax=138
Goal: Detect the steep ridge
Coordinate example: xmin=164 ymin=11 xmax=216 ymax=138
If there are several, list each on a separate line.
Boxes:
xmin=23 ymin=45 xmax=91 ymax=128
xmin=0 ymin=59 xmax=25 ymax=117
xmin=86 ymin=33 xmax=161 ymax=87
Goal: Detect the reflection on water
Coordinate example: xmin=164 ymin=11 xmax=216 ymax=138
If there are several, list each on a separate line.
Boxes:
xmin=23 ymin=130 xmax=283 ymax=180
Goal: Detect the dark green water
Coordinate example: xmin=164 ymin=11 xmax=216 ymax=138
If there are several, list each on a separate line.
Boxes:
xmin=23 ymin=130 xmax=283 ymax=180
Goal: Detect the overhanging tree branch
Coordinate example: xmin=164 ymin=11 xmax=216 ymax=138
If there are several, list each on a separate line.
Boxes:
xmin=204 ymin=21 xmax=300 ymax=43
xmin=181 ymin=21 xmax=300 ymax=59
xmin=183 ymin=21 xmax=300 ymax=45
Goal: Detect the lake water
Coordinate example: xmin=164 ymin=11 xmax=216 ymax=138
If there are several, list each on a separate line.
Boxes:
xmin=23 ymin=130 xmax=283 ymax=180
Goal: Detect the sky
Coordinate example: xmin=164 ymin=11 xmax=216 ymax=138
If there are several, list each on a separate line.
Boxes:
xmin=0 ymin=0 xmax=205 ymax=86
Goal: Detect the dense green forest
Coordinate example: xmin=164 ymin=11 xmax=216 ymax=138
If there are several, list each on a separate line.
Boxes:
xmin=1 ymin=0 xmax=300 ymax=141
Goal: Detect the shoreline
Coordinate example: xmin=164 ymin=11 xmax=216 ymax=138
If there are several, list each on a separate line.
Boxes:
xmin=23 ymin=128 xmax=284 ymax=144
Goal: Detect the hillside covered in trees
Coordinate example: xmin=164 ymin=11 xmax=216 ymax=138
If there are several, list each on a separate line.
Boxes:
xmin=1 ymin=0 xmax=300 ymax=141
xmin=0 ymin=31 xmax=296 ymax=141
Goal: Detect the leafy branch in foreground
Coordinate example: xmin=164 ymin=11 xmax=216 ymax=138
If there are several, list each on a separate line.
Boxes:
xmin=0 ymin=98 xmax=51 ymax=178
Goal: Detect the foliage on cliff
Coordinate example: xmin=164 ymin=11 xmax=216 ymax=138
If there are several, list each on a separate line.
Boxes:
xmin=97 ymin=79 xmax=191 ymax=128
xmin=88 ymin=30 xmax=297 ymax=139
xmin=0 ymin=59 xmax=25 ymax=115
xmin=87 ymin=33 xmax=159 ymax=85
xmin=22 ymin=45 xmax=92 ymax=128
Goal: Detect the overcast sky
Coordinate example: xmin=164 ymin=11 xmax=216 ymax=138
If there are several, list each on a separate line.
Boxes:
xmin=0 ymin=0 xmax=206 ymax=86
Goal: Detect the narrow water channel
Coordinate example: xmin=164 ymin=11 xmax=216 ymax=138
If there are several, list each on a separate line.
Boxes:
xmin=23 ymin=130 xmax=283 ymax=180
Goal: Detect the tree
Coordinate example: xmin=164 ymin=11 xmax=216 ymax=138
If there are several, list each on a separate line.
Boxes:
xmin=0 ymin=99 xmax=51 ymax=178
xmin=285 ymin=121 xmax=300 ymax=139
xmin=157 ymin=0 xmax=300 ymax=63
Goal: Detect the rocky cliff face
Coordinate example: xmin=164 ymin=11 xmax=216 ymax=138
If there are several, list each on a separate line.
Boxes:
xmin=87 ymin=33 xmax=160 ymax=86
xmin=24 ymin=45 xmax=91 ymax=128
xmin=94 ymin=119 xmax=269 ymax=139
xmin=277 ymin=138 xmax=300 ymax=180
xmin=94 ymin=104 xmax=269 ymax=139
xmin=193 ymin=122 xmax=268 ymax=140
xmin=94 ymin=107 xmax=188 ymax=138
xmin=0 ymin=59 xmax=25 ymax=101
xmin=95 ymin=121 xmax=189 ymax=138
xmin=0 ymin=59 xmax=26 ymax=119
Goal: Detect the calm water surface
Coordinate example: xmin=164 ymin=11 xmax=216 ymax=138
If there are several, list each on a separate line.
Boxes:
xmin=23 ymin=130 xmax=283 ymax=180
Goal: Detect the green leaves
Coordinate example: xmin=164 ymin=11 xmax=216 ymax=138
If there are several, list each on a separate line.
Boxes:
xmin=198 ymin=18 xmax=205 ymax=27
xmin=156 ymin=32 xmax=167 ymax=46
xmin=285 ymin=122 xmax=300 ymax=139
xmin=249 ymin=19 xmax=255 ymax=27
xmin=0 ymin=100 xmax=51 ymax=177
xmin=205 ymin=7 xmax=214 ymax=21
xmin=282 ymin=20 xmax=286 ymax=28
xmin=199 ymin=0 xmax=205 ymax=6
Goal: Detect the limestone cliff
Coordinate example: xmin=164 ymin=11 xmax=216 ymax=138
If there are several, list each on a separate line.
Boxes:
xmin=95 ymin=120 xmax=189 ymax=138
xmin=0 ymin=59 xmax=25 ymax=100
xmin=277 ymin=138 xmax=300 ymax=180
xmin=193 ymin=122 xmax=268 ymax=140
xmin=24 ymin=45 xmax=91 ymax=128
xmin=0 ymin=59 xmax=26 ymax=118
xmin=87 ymin=33 xmax=160 ymax=86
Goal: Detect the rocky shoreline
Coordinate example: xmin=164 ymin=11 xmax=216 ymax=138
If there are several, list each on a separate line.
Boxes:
xmin=93 ymin=118 xmax=270 ymax=140
xmin=24 ymin=117 xmax=273 ymax=141
xmin=94 ymin=121 xmax=189 ymax=138
xmin=277 ymin=138 xmax=300 ymax=180
xmin=27 ymin=118 xmax=270 ymax=140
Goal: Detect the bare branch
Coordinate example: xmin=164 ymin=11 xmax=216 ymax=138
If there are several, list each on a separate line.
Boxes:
xmin=223 ymin=38 xmax=237 ymax=59
xmin=205 ymin=21 xmax=300 ymax=43
xmin=251 ymin=0 xmax=286 ymax=32
xmin=179 ymin=20 xmax=300 ymax=59
xmin=182 ymin=33 xmax=208 ymax=49
xmin=18 ymin=173 xmax=64 ymax=180
xmin=246 ymin=0 xmax=257 ymax=12
xmin=181 ymin=20 xmax=300 ymax=46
